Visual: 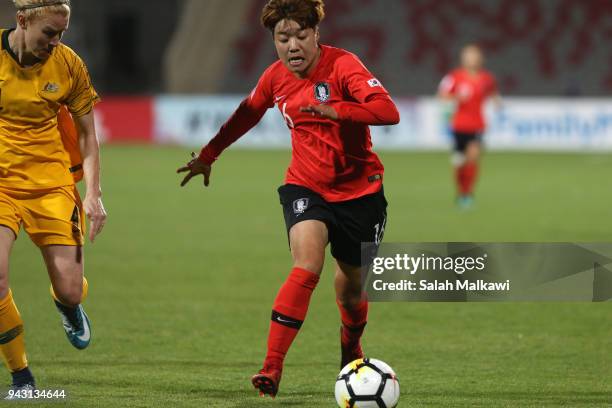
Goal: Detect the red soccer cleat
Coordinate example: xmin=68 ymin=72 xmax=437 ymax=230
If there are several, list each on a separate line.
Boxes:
xmin=251 ymin=367 xmax=282 ymax=398
xmin=340 ymin=326 xmax=364 ymax=369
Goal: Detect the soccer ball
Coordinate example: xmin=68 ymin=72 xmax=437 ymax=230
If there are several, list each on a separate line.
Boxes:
xmin=335 ymin=358 xmax=400 ymax=408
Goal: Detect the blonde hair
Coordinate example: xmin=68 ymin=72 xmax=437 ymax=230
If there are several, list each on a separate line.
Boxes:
xmin=13 ymin=0 xmax=71 ymax=21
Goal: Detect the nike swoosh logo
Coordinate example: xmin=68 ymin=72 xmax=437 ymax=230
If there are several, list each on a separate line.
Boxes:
xmin=276 ymin=316 xmax=295 ymax=324
xmin=75 ymin=309 xmax=90 ymax=342
xmin=274 ymin=95 xmax=286 ymax=103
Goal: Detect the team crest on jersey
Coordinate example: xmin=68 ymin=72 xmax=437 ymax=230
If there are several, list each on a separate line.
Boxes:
xmin=42 ymin=82 xmax=60 ymax=93
xmin=314 ymin=82 xmax=330 ymax=103
xmin=293 ymin=198 xmax=309 ymax=215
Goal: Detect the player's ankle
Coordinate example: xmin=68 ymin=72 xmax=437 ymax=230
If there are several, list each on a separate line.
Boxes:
xmin=263 ymin=357 xmax=283 ymax=371
xmin=11 ymin=367 xmax=35 ymax=387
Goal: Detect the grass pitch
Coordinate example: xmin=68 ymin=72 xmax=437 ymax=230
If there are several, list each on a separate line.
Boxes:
xmin=9 ymin=147 xmax=612 ymax=407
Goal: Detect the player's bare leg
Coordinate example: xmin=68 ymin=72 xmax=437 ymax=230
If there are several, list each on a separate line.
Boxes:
xmin=0 ymin=227 xmax=15 ymax=317
xmin=252 ymin=220 xmax=327 ymax=397
xmin=0 ymin=227 xmax=35 ymax=396
xmin=41 ymin=245 xmax=91 ymax=350
xmin=335 ymin=260 xmax=367 ymax=368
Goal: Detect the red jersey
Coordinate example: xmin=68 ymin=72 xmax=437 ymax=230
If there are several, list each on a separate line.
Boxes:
xmin=439 ymin=68 xmax=497 ymax=133
xmin=199 ymin=45 xmax=399 ymax=202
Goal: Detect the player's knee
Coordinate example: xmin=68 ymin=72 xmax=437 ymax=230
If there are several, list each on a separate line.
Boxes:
xmin=292 ymin=248 xmax=325 ymax=275
xmin=336 ymin=293 xmax=362 ymax=310
xmin=466 ymin=147 xmax=480 ymax=162
xmin=0 ymin=282 xmax=9 ymax=300
xmin=0 ymin=269 xmax=9 ymax=299
xmin=293 ymin=259 xmax=324 ymax=275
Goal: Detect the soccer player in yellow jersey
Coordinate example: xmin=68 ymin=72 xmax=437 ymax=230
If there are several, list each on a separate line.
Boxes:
xmin=0 ymin=0 xmax=106 ymax=396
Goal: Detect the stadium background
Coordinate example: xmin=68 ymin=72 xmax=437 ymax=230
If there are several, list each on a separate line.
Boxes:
xmin=2 ymin=1 xmax=611 ymax=407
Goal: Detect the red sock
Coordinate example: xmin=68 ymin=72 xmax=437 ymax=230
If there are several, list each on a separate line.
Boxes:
xmin=454 ymin=166 xmax=465 ymax=194
xmin=462 ymin=161 xmax=479 ymax=195
xmin=337 ymin=297 xmax=368 ymax=347
xmin=264 ymin=267 xmax=320 ymax=370
xmin=456 ymin=162 xmax=479 ymax=195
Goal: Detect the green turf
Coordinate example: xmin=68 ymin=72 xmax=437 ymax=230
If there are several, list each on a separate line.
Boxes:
xmin=9 ymin=147 xmax=612 ymax=407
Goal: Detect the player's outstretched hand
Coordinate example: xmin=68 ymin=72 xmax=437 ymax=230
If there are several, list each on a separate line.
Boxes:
xmin=177 ymin=152 xmax=212 ymax=187
xmin=300 ymin=104 xmax=338 ymax=120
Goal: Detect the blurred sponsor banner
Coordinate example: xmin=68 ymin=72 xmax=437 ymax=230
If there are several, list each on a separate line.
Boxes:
xmin=484 ymin=98 xmax=612 ymax=151
xmin=154 ymin=96 xmax=291 ymax=148
xmin=101 ymin=96 xmax=612 ymax=150
xmin=152 ymin=95 xmax=443 ymax=149
xmin=94 ymin=97 xmax=154 ymax=143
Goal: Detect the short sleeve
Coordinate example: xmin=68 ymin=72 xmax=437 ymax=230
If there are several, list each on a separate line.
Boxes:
xmin=65 ymin=54 xmax=100 ymax=117
xmin=338 ymin=53 xmax=389 ymax=103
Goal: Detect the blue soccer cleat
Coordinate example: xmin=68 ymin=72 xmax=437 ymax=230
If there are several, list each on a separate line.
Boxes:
xmin=54 ymin=301 xmax=91 ymax=350
xmin=457 ymin=194 xmax=474 ymax=210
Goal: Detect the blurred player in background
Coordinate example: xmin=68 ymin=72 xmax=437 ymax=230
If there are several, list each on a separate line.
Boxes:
xmin=0 ymin=0 xmax=106 ymax=396
xmin=178 ymin=0 xmax=399 ymax=398
xmin=438 ymin=44 xmax=500 ymax=209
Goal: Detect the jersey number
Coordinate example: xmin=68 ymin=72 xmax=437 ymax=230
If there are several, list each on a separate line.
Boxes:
xmin=282 ymin=103 xmax=294 ymax=129
xmin=374 ymin=215 xmax=387 ymax=245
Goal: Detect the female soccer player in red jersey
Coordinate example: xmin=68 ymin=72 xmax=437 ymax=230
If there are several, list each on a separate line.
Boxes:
xmin=438 ymin=44 xmax=501 ymax=209
xmin=178 ymin=0 xmax=399 ymax=398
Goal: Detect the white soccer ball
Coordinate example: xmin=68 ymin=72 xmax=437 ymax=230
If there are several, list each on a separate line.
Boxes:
xmin=335 ymin=358 xmax=400 ymax=408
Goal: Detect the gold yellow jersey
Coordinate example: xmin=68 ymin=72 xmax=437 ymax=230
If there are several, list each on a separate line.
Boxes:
xmin=0 ymin=28 xmax=99 ymax=190
xmin=57 ymin=105 xmax=83 ymax=183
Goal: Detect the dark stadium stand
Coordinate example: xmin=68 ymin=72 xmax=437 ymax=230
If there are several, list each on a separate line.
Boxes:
xmin=222 ymin=0 xmax=611 ymax=96
xmin=1 ymin=0 xmax=608 ymax=96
